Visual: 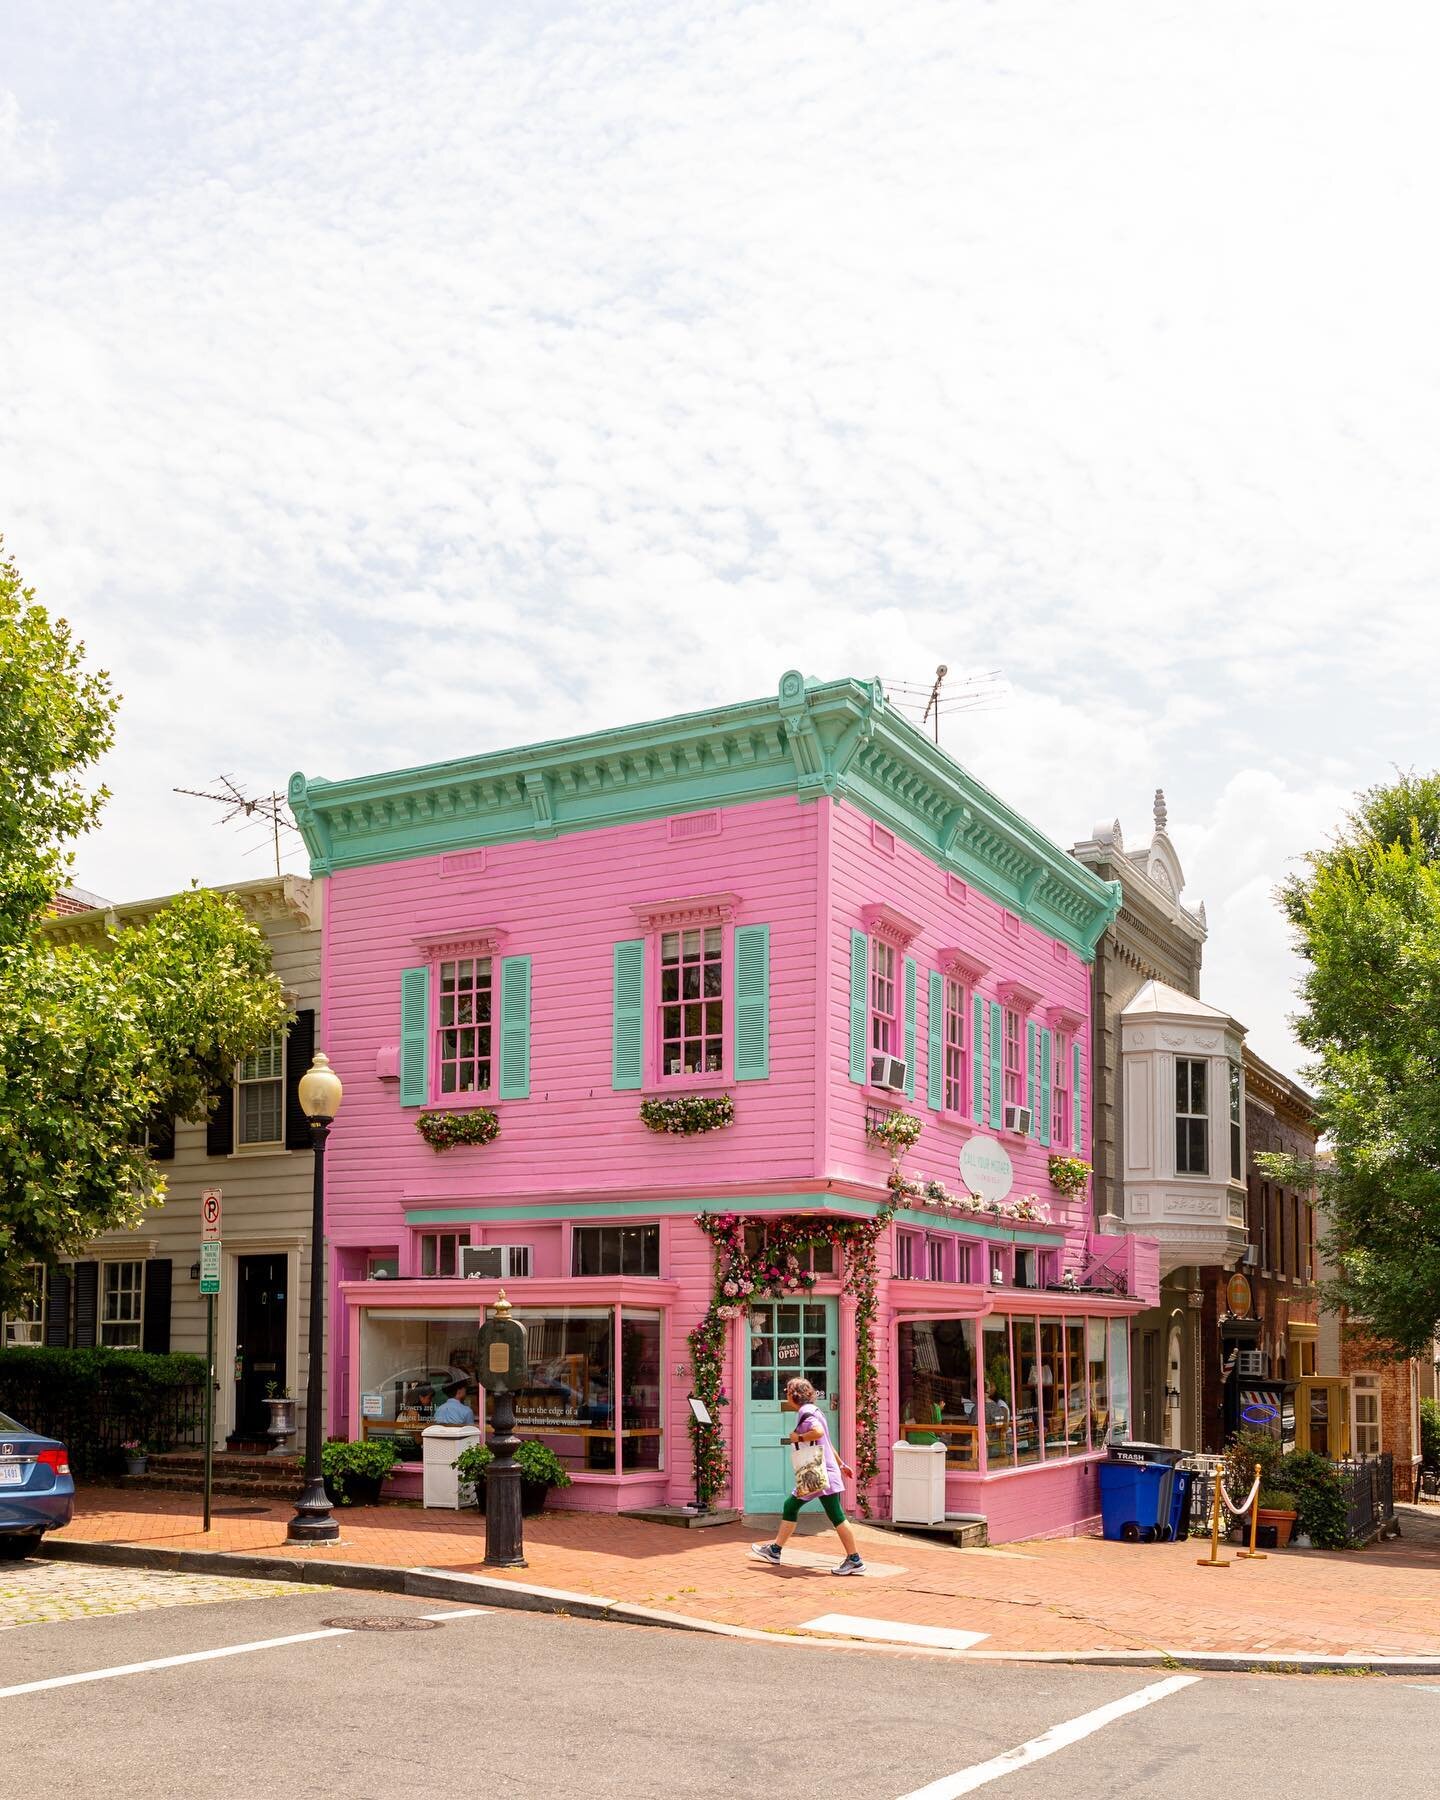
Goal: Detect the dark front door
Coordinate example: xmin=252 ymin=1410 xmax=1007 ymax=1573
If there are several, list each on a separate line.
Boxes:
xmin=235 ymin=1255 xmax=288 ymax=1438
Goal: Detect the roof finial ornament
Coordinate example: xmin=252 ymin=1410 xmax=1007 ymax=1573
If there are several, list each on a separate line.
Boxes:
xmin=1153 ymin=788 xmax=1167 ymax=834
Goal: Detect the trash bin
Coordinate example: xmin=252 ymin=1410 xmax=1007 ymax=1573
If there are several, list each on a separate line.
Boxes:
xmin=1163 ymin=1468 xmax=1194 ymax=1542
xmin=1098 ymin=1459 xmax=1169 ymax=1542
xmin=1107 ymin=1441 xmax=1188 ymax=1467
xmin=422 ymin=1424 xmax=481 ymax=1509
xmin=891 ymin=1440 xmax=947 ymax=1526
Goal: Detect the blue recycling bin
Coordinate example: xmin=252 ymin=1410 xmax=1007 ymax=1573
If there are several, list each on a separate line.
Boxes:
xmin=1164 ymin=1468 xmax=1194 ymax=1542
xmin=1098 ymin=1459 xmax=1169 ymax=1542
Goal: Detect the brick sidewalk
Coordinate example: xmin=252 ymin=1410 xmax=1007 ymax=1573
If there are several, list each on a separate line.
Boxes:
xmin=52 ymin=1489 xmax=1440 ymax=1658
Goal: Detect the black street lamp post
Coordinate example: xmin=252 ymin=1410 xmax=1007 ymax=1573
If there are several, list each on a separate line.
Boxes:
xmin=287 ymin=1051 xmax=343 ymax=1545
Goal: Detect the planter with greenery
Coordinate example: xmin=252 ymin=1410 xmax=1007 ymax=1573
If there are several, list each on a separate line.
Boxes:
xmin=1256 ymin=1487 xmax=1299 ymax=1548
xmin=453 ymin=1440 xmax=573 ymax=1515
xmin=639 ymin=1094 xmax=735 ymax=1136
xmin=865 ymin=1109 xmax=923 ymax=1154
xmin=321 ymin=1436 xmax=399 ymax=1507
xmin=416 ymin=1108 xmax=501 ymax=1151
xmin=1046 ymin=1154 xmax=1091 ymax=1198
xmin=120 ymin=1439 xmax=147 ymax=1477
xmin=1274 ymin=1449 xmax=1351 ymax=1548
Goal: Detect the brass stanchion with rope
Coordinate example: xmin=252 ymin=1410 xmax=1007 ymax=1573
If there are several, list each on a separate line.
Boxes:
xmin=1196 ymin=1465 xmax=1231 ymax=1568
xmin=1236 ymin=1462 xmax=1268 ymax=1560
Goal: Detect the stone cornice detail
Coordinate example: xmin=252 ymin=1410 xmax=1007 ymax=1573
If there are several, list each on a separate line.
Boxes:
xmin=631 ymin=892 xmax=742 ymax=931
xmin=859 ymin=901 xmax=924 ymax=949
xmin=291 ymin=674 xmax=1121 ymax=958
xmin=413 ymin=924 xmax=509 ymax=960
xmin=40 ymin=874 xmax=317 ymax=944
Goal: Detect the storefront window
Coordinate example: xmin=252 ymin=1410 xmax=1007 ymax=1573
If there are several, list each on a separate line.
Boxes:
xmin=1012 ymin=1318 xmax=1042 ymax=1465
xmin=357 ymin=1311 xmax=483 ymax=1459
xmin=1086 ymin=1320 xmax=1110 ymax=1444
xmin=1064 ymin=1321 xmax=1088 ymax=1452
xmin=620 ymin=1310 xmax=663 ymax=1471
xmin=1039 ymin=1319 xmax=1066 ymax=1455
xmin=1107 ymin=1318 xmax=1130 ymax=1440
xmin=897 ymin=1319 xmax=978 ymax=1469
xmin=512 ymin=1306 xmax=615 ymax=1471
xmin=982 ymin=1319 xmax=1013 ymax=1467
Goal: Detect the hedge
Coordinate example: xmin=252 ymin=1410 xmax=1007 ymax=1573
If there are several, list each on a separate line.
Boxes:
xmin=0 ymin=1347 xmax=208 ymax=1475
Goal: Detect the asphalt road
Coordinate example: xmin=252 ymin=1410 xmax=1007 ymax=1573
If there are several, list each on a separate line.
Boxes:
xmin=3 ymin=1564 xmax=1439 ymax=1799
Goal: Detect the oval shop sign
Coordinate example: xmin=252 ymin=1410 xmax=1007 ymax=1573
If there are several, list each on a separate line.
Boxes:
xmin=959 ymin=1135 xmax=1014 ymax=1203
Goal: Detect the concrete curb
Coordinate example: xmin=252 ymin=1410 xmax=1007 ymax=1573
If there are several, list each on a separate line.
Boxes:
xmin=37 ymin=1538 xmax=1440 ymax=1675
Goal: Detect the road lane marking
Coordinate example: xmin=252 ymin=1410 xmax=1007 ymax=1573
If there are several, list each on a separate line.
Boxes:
xmin=0 ymin=1606 xmax=492 ymax=1701
xmin=896 ymin=1674 xmax=1201 ymax=1798
xmin=801 ymin=1614 xmax=989 ymax=1651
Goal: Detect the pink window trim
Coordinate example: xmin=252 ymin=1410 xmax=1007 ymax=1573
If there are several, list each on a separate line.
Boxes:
xmin=942 ymin=975 xmax=967 ymax=1114
xmin=869 ymin=935 xmax=900 ymax=1059
xmin=430 ymin=953 xmax=496 ymax=1105
xmin=1052 ymin=1031 xmax=1071 ymax=1144
xmin=1002 ymin=1006 xmax=1024 ymax=1109
xmin=648 ymin=921 xmax=734 ymax=1087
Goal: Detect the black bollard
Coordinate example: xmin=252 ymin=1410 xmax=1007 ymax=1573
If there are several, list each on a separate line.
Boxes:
xmin=484 ymin=1384 xmax=526 ymax=1568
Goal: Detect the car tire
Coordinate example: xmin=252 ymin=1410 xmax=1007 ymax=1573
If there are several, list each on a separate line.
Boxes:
xmin=0 ymin=1534 xmax=43 ymax=1562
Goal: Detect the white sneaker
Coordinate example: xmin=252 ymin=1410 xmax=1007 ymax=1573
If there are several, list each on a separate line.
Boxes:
xmin=832 ymin=1553 xmax=866 ymax=1575
xmin=749 ymin=1542 xmax=782 ymax=1565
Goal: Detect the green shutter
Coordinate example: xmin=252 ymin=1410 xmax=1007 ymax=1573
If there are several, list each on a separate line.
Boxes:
xmin=733 ymin=924 xmax=770 ymax=1081
xmin=612 ymin=939 xmax=646 ymax=1090
xmin=399 ymin=966 xmax=430 ymax=1108
xmin=849 ymin=930 xmax=868 ymax=1084
xmin=927 ymin=971 xmax=944 ymax=1111
xmin=498 ymin=955 xmax=532 ymax=1100
xmin=1027 ymin=1021 xmax=1038 ymax=1136
xmin=972 ymin=994 xmax=984 ymax=1119
xmin=903 ymin=958 xmax=918 ymax=1099
xmin=1072 ymin=1038 xmax=1083 ymax=1153
xmin=1040 ymin=1029 xmax=1053 ymax=1149
xmin=989 ymin=1001 xmax=1002 ymax=1128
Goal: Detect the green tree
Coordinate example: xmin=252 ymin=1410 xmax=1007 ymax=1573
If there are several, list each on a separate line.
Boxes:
xmin=0 ymin=543 xmax=289 ymax=1314
xmin=1268 ymin=773 xmax=1440 ymax=1358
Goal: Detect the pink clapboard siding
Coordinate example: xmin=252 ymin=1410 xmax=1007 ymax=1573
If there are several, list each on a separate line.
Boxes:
xmin=321 ymin=796 xmax=821 ymax=1236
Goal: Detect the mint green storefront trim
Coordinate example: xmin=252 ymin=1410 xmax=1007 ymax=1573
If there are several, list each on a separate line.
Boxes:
xmin=401 ymin=1190 xmax=1063 ymax=1246
xmin=290 ymin=673 xmax=1120 ymax=958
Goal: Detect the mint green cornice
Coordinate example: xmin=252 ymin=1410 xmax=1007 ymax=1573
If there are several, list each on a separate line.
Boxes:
xmin=291 ymin=674 xmax=1119 ymax=957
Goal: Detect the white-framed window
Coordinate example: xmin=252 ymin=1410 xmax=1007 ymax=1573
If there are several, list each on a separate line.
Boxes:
xmin=417 ymin=1231 xmax=470 ymax=1278
xmin=2 ymin=1263 xmax=45 ymax=1347
xmin=1175 ymin=1058 xmax=1208 ymax=1175
xmin=870 ymin=938 xmax=898 ymax=1056
xmin=658 ymin=927 xmax=724 ymax=1078
xmin=1228 ymin=1062 xmax=1243 ymax=1181
xmin=236 ymin=1030 xmax=285 ymax=1146
xmin=1351 ymin=1372 xmax=1382 ymax=1457
xmin=942 ymin=977 xmax=967 ymax=1111
xmin=99 ymin=1260 xmax=144 ymax=1348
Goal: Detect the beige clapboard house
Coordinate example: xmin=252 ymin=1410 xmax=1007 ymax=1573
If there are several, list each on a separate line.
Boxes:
xmin=36 ymin=875 xmax=325 ymax=1453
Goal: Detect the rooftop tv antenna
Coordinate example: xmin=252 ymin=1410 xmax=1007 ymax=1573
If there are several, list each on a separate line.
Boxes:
xmin=173 ymin=776 xmax=300 ymax=877
xmin=883 ymin=665 xmax=1007 ymax=746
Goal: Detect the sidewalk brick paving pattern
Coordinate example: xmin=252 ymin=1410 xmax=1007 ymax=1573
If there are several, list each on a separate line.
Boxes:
xmin=51 ymin=1489 xmax=1440 ymax=1659
xmin=1 ymin=1559 xmax=317 ymax=1630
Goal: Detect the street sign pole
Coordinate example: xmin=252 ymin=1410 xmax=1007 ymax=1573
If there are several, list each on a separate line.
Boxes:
xmin=200 ymin=1191 xmax=222 ymax=1533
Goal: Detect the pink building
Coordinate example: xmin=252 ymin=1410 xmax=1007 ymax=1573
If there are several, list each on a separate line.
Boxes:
xmin=291 ymin=673 xmax=1158 ymax=1541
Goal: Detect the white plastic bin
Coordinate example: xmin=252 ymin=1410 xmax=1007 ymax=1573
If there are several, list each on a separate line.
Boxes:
xmin=891 ymin=1439 xmax=947 ymax=1525
xmin=421 ymin=1424 xmax=481 ymax=1509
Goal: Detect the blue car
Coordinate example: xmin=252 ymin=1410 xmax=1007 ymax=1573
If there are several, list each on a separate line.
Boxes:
xmin=0 ymin=1410 xmax=75 ymax=1559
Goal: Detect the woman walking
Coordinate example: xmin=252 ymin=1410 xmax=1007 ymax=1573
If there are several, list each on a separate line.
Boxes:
xmin=749 ymin=1378 xmax=866 ymax=1575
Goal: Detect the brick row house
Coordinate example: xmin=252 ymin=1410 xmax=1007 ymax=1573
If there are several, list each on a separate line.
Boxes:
xmin=290 ymin=673 xmax=1160 ymax=1541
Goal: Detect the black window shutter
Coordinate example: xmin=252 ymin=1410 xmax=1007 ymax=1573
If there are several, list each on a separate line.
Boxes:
xmin=141 ymin=1259 xmax=172 ymax=1353
xmin=149 ymin=1112 xmax=176 ymax=1161
xmin=207 ymin=1082 xmax=234 ymax=1157
xmin=73 ymin=1261 xmax=99 ymax=1348
xmin=284 ymin=1009 xmax=316 ymax=1151
xmin=45 ymin=1265 xmax=71 ymax=1347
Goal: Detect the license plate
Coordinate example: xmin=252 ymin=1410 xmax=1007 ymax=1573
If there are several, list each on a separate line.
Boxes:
xmin=0 ymin=1462 xmax=22 ymax=1485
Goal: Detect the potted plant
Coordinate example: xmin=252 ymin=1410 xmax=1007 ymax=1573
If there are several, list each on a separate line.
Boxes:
xmin=321 ymin=1436 xmax=400 ymax=1507
xmin=1277 ymin=1450 xmax=1351 ymax=1549
xmin=120 ymin=1439 xmax=148 ymax=1477
xmin=1255 ymin=1488 xmax=1299 ymax=1548
xmin=453 ymin=1440 xmax=573 ymax=1516
xmin=263 ymin=1382 xmax=298 ymax=1457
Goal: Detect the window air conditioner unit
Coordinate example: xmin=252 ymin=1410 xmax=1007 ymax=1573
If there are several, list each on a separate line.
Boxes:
xmin=1241 ymin=1244 xmax=1260 ymax=1268
xmin=1237 ymin=1349 xmax=1264 ymax=1378
xmin=461 ymin=1244 xmax=532 ymax=1280
xmin=869 ymin=1053 xmax=908 ymax=1092
xmin=1003 ymin=1104 xmax=1033 ymax=1136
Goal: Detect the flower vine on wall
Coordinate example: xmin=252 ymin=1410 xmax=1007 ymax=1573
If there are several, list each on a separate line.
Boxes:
xmin=887 ymin=1169 xmax=1050 ymax=1224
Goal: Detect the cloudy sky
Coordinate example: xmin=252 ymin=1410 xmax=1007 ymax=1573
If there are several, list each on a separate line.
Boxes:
xmin=3 ymin=1 xmax=1437 ymax=1081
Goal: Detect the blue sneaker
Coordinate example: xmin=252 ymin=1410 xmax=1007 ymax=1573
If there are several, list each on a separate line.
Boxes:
xmin=832 ymin=1553 xmax=866 ymax=1576
xmin=748 ymin=1542 xmax=783 ymax=1565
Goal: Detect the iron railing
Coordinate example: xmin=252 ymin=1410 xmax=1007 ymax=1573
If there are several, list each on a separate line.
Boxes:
xmin=1335 ymin=1453 xmax=1395 ymax=1541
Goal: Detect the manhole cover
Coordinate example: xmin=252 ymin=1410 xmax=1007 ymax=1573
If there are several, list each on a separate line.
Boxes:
xmin=212 ymin=1504 xmax=276 ymax=1516
xmin=321 ymin=1615 xmax=441 ymax=1632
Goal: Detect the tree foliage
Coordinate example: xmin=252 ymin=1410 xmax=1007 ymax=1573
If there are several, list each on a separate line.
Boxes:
xmin=1277 ymin=773 xmax=1440 ymax=1357
xmin=0 ymin=542 xmax=289 ymax=1314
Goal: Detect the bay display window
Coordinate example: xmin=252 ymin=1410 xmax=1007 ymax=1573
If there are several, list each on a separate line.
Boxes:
xmin=357 ymin=1311 xmax=482 ymax=1459
xmin=1003 ymin=1008 xmax=1024 ymax=1109
xmin=1351 ymin=1373 xmax=1382 ymax=1456
xmin=437 ymin=957 xmax=493 ymax=1094
xmin=982 ymin=1318 xmax=1014 ymax=1465
xmin=1052 ymin=1034 xmax=1071 ymax=1145
xmin=2 ymin=1263 xmax=45 ymax=1346
xmin=1175 ymin=1058 xmax=1209 ymax=1175
xmin=1229 ymin=1063 xmax=1243 ymax=1181
xmin=942 ymin=978 xmax=967 ymax=1111
xmin=870 ymin=939 xmax=898 ymax=1056
xmin=659 ymin=927 xmax=724 ymax=1077
xmin=1107 ymin=1318 xmax=1130 ymax=1440
xmin=1086 ymin=1320 xmax=1110 ymax=1444
xmin=418 ymin=1230 xmax=470 ymax=1278
xmin=1011 ymin=1317 xmax=1042 ymax=1465
xmin=512 ymin=1306 xmax=663 ymax=1473
xmin=236 ymin=1031 xmax=284 ymax=1146
xmin=897 ymin=1319 xmax=979 ymax=1468
xmin=572 ymin=1225 xmax=661 ymax=1278
xmin=1064 ymin=1320 xmax=1088 ymax=1451
xmin=1039 ymin=1319 xmax=1067 ymax=1455
xmin=99 ymin=1260 xmax=144 ymax=1347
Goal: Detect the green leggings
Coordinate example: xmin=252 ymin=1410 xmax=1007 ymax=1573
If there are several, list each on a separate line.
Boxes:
xmin=782 ymin=1491 xmax=848 ymax=1526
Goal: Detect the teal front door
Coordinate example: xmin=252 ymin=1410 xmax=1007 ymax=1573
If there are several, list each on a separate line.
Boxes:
xmin=744 ymin=1298 xmax=839 ymax=1513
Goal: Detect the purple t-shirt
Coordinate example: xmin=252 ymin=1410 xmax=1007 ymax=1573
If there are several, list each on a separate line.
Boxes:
xmin=794 ymin=1404 xmax=844 ymax=1497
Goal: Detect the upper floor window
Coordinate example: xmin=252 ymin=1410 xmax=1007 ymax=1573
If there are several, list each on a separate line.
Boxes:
xmin=942 ymin=978 xmax=967 ymax=1111
xmin=1175 ymin=1058 xmax=1208 ymax=1175
xmin=870 ymin=939 xmax=898 ymax=1056
xmin=1002 ymin=1007 xmax=1024 ymax=1109
xmin=1228 ymin=1063 xmax=1243 ymax=1181
xmin=896 ymin=1229 xmax=962 ymax=1282
xmin=659 ymin=928 xmax=723 ymax=1078
xmin=100 ymin=1260 xmax=144 ymax=1347
xmin=1052 ymin=1033 xmax=1072 ymax=1144
xmin=743 ymin=1225 xmax=834 ymax=1276
xmin=237 ymin=1031 xmax=284 ymax=1146
xmin=418 ymin=1230 xmax=470 ymax=1277
xmin=573 ymin=1224 xmax=661 ymax=1277
xmin=2 ymin=1264 xmax=44 ymax=1346
xmin=437 ymin=957 xmax=493 ymax=1094
xmin=1352 ymin=1372 xmax=1381 ymax=1456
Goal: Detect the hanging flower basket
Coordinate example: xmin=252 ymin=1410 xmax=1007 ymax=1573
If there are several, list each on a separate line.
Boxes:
xmin=639 ymin=1093 xmax=735 ymax=1136
xmin=416 ymin=1108 xmax=501 ymax=1151
xmin=865 ymin=1109 xmax=923 ymax=1153
xmin=1047 ymin=1154 xmax=1091 ymax=1197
